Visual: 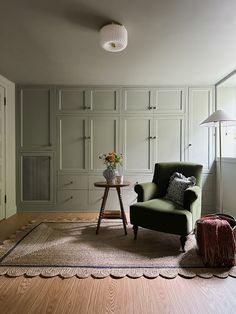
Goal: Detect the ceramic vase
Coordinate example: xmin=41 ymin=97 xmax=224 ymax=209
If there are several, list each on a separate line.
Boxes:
xmin=103 ymin=168 xmax=118 ymax=184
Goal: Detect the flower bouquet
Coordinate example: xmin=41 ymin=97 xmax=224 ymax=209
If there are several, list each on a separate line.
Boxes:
xmin=99 ymin=152 xmax=123 ymax=184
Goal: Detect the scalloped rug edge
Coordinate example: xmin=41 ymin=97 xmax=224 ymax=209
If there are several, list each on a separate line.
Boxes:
xmin=0 ymin=219 xmax=235 ymax=279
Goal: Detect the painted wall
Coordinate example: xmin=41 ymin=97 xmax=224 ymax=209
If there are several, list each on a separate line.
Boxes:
xmin=216 ymin=159 xmax=236 ymax=217
xmin=0 ymin=74 xmax=16 ymax=218
xmin=216 ymin=86 xmax=236 ymax=217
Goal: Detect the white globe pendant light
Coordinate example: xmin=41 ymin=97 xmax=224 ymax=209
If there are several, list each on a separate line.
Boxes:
xmin=100 ymin=23 xmax=128 ymax=52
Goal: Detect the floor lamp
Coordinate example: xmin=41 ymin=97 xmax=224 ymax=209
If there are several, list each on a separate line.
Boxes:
xmin=200 ymin=109 xmax=236 ymax=214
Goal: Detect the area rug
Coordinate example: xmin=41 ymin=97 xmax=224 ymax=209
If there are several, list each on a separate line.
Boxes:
xmin=0 ymin=220 xmax=236 ymax=279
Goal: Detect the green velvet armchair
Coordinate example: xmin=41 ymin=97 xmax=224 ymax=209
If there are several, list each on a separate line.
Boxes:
xmin=130 ymin=162 xmax=203 ymax=251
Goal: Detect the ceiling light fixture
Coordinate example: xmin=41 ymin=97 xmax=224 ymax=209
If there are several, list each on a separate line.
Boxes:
xmin=100 ymin=22 xmax=128 ymax=52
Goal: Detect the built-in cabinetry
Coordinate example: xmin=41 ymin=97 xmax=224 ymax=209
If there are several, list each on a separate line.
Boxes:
xmin=17 ymin=86 xmax=55 ymax=209
xmin=188 ymin=87 xmax=215 ymax=211
xmin=17 ymin=85 xmax=215 ymax=214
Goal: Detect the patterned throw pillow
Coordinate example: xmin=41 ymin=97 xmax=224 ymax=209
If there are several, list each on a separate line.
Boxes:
xmin=165 ymin=172 xmax=196 ymax=205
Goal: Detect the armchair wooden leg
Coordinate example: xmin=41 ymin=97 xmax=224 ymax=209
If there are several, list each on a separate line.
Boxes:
xmin=180 ymin=235 xmax=187 ymax=252
xmin=133 ymin=225 xmax=138 ymax=240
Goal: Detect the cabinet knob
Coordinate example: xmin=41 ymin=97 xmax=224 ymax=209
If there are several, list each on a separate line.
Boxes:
xmin=85 ymin=106 xmax=91 ymax=110
xmin=84 ymin=136 xmax=91 ymax=140
xmin=70 ymin=181 xmax=73 ymax=184
xmin=70 ymin=196 xmax=73 ymax=200
xmin=153 ymin=106 xmax=157 ymax=110
xmin=188 ymin=143 xmax=192 ymax=147
xmin=149 ymin=136 xmax=156 ymax=140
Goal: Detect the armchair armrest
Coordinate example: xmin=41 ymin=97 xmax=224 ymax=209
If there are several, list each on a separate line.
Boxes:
xmin=134 ymin=182 xmax=159 ymax=202
xmin=184 ymin=185 xmax=202 ymax=225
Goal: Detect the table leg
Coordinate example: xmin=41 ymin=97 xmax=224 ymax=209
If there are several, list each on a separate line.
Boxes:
xmin=96 ymin=187 xmax=109 ymax=234
xmin=116 ymin=186 xmax=127 ymax=235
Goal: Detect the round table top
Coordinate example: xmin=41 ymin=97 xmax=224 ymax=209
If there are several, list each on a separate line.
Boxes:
xmin=94 ymin=181 xmax=130 ymax=188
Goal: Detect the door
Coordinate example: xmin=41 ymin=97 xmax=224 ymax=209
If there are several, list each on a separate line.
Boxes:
xmin=188 ymin=88 xmax=214 ymax=172
xmin=89 ymin=117 xmax=119 ymax=171
xmin=155 ymin=116 xmax=184 ymax=162
xmin=122 ymin=88 xmax=154 ymax=113
xmin=19 ymin=87 xmax=54 ymax=150
xmin=58 ymin=116 xmax=89 ymax=172
xmin=122 ymin=116 xmax=154 ymax=173
xmin=0 ymin=86 xmax=5 ymax=220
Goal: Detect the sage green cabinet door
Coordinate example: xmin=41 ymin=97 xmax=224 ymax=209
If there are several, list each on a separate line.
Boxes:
xmin=19 ymin=87 xmax=53 ymax=150
xmin=155 ymin=116 xmax=184 ymax=162
xmin=155 ymin=88 xmax=185 ymax=112
xmin=57 ymin=87 xmax=88 ymax=112
xmin=89 ymin=88 xmax=119 ymax=112
xmin=90 ymin=117 xmax=119 ymax=171
xmin=57 ymin=87 xmax=119 ymax=113
xmin=123 ymin=88 xmax=154 ymax=113
xmin=123 ymin=117 xmax=154 ymax=173
xmin=189 ymin=88 xmax=214 ymax=172
xmin=58 ymin=116 xmax=88 ymax=171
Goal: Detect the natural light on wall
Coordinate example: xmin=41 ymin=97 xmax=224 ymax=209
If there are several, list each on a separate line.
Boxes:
xmin=216 ymin=80 xmax=236 ymax=158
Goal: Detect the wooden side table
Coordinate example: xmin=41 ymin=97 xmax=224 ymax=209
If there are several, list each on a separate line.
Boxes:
xmin=94 ymin=181 xmax=130 ymax=235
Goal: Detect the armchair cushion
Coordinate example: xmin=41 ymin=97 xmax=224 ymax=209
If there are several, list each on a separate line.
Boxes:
xmin=165 ymin=172 xmax=196 ymax=205
xmin=130 ymin=198 xmax=193 ymax=235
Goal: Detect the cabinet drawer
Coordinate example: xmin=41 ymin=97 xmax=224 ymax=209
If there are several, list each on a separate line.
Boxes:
xmin=57 ymin=190 xmax=88 ymax=210
xmin=58 ymin=175 xmax=88 ymax=189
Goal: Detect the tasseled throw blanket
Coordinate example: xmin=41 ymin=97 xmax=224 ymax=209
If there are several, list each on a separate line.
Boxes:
xmin=196 ymin=215 xmax=236 ymax=267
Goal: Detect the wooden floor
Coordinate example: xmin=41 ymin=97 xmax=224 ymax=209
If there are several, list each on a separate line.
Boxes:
xmin=0 ymin=213 xmax=236 ymax=314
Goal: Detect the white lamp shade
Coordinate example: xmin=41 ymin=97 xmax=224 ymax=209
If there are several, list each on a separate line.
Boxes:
xmin=100 ymin=24 xmax=128 ymax=52
xmin=200 ymin=109 xmax=236 ymax=127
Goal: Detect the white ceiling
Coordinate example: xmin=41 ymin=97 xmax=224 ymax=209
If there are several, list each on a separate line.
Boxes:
xmin=0 ymin=0 xmax=236 ymax=85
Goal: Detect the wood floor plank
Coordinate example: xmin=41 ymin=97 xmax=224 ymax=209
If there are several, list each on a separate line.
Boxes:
xmin=0 ymin=213 xmax=236 ymax=314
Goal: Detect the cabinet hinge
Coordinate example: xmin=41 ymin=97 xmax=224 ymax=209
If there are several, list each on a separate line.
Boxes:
xmin=4 ymin=97 xmax=6 ymax=106
xmin=4 ymin=195 xmax=6 ymax=203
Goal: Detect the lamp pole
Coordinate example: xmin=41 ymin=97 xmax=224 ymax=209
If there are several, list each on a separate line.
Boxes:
xmin=218 ymin=121 xmax=223 ymax=214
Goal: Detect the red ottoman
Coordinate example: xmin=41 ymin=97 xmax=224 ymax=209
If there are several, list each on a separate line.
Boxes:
xmin=196 ymin=214 xmax=236 ymax=267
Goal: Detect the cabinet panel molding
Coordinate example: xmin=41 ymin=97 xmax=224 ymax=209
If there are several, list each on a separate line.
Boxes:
xmin=123 ymin=88 xmax=154 ymax=113
xmin=90 ymin=117 xmax=119 ymax=171
xmin=58 ymin=175 xmax=89 ymax=190
xmin=155 ymin=87 xmax=185 ymax=112
xmin=58 ymin=116 xmax=88 ymax=172
xmin=89 ymin=88 xmax=119 ymax=112
xmin=57 ymin=190 xmax=88 ymax=211
xmin=57 ymin=87 xmax=87 ymax=112
xmin=19 ymin=86 xmax=54 ymax=150
xmin=188 ymin=87 xmax=214 ymax=172
xmin=57 ymin=86 xmax=120 ymax=113
xmin=122 ymin=116 xmax=154 ymax=173
xmin=155 ymin=116 xmax=184 ymax=163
